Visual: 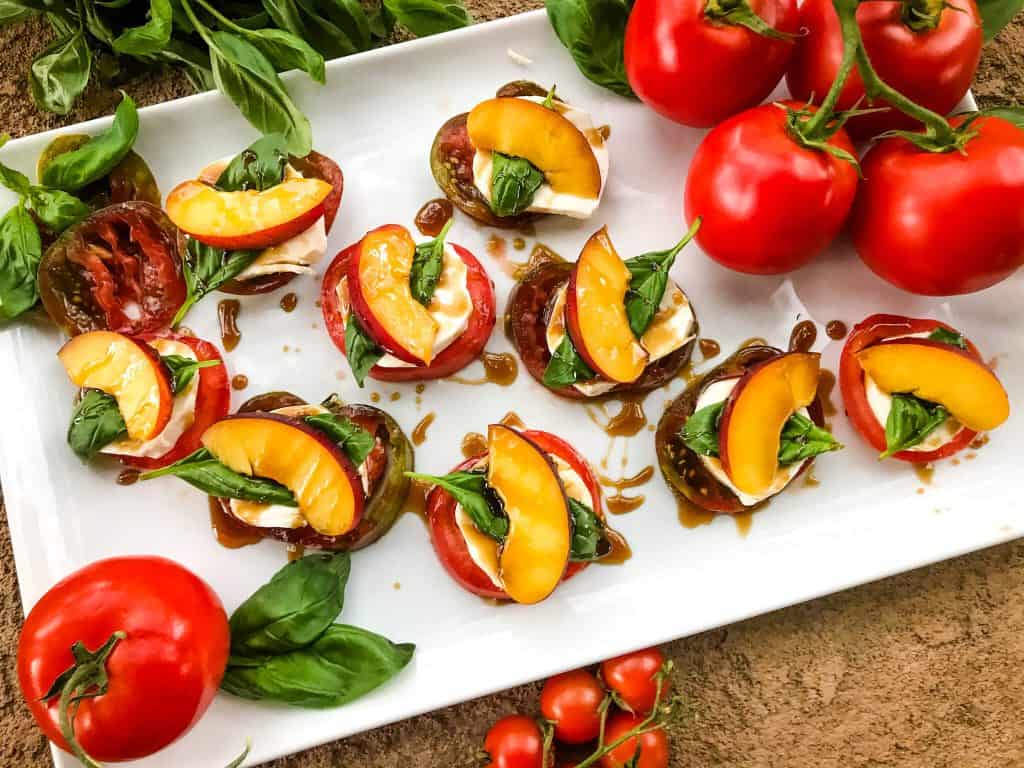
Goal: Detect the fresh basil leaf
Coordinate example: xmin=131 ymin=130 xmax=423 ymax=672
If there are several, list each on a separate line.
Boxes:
xmin=155 ymin=37 xmax=215 ymax=91
xmin=40 ymin=93 xmax=139 ymax=191
xmin=216 ymin=133 xmax=289 ymax=192
xmin=173 ymin=238 xmax=260 ymax=326
xmin=221 ymin=623 xmax=414 ymax=708
xmin=490 ymin=152 xmax=544 ymax=218
xmin=80 ymin=1 xmax=116 ymax=46
xmin=409 ymin=218 xmax=452 ymax=306
xmin=406 ymin=470 xmax=509 ymax=541
xmin=777 ymin=411 xmax=842 ymax=465
xmin=262 ymin=0 xmax=363 ymax=58
xmin=239 ymin=26 xmax=326 ymax=82
xmin=140 ymin=447 xmax=298 ymax=505
xmin=112 ymin=0 xmax=173 ymax=55
xmin=681 ymin=401 xmax=723 ymax=458
xmin=543 ymin=334 xmax=596 ymax=388
xmin=304 ymin=413 xmax=375 ymax=465
xmin=229 ymin=551 xmax=350 ymax=656
xmin=25 ymin=186 xmax=90 ymax=232
xmin=161 ymin=354 xmax=221 ymax=394
xmin=546 ymin=0 xmax=634 ymax=98
xmin=0 ymin=202 xmax=42 ymax=321
xmin=568 ymin=497 xmax=608 ymax=562
xmin=0 ymin=1 xmax=42 ymax=24
xmin=383 ymin=0 xmax=472 ymax=37
xmin=367 ymin=2 xmax=395 ymax=38
xmin=308 ymin=0 xmax=372 ymax=51
xmin=67 ymin=389 xmax=127 ymax=459
xmin=344 ymin=312 xmax=384 ymax=388
xmin=928 ymin=327 xmax=968 ymax=349
xmin=29 ymin=20 xmax=92 ymax=116
xmin=624 ymin=221 xmax=700 ymax=338
xmin=976 ymin=0 xmax=1023 ymax=40
xmin=882 ymin=394 xmax=950 ymax=459
xmin=0 ymin=145 xmax=30 ymax=195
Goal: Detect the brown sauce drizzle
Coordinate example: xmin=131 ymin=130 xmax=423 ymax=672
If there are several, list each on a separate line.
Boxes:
xmin=287 ymin=543 xmax=305 ymax=562
xmin=404 ymin=479 xmax=432 ymax=522
xmin=789 ymin=320 xmax=818 ymax=353
xmin=279 ymin=293 xmax=298 ymax=313
xmin=499 ymin=411 xmax=526 ymax=429
xmin=209 ymin=497 xmax=262 ymax=549
xmin=513 ymin=244 xmax=564 ymax=281
xmin=414 ymin=198 xmax=454 ymax=236
xmin=598 ymin=528 xmax=632 ymax=565
xmin=390 ymin=392 xmax=401 ymax=402
xmin=450 ymin=351 xmax=519 ymax=387
xmin=826 ymin=320 xmax=848 ymax=340
xmin=512 ymin=237 xmax=527 ymax=251
xmin=461 ymin=431 xmax=488 ymax=458
xmin=606 ymin=494 xmax=645 ymax=515
xmin=734 ymin=511 xmax=754 ymax=537
xmin=677 ymin=496 xmax=716 ymax=529
xmin=599 ymin=465 xmax=654 ymax=490
xmin=817 ymin=369 xmax=838 ymax=417
xmin=970 ymin=434 xmax=990 ymax=450
xmin=699 ymin=338 xmax=721 ymax=361
xmin=587 ymin=395 xmax=648 ymax=438
xmin=218 ymin=299 xmax=241 ymax=352
xmin=116 ymin=469 xmax=139 ymax=486
xmin=486 ymin=234 xmax=506 ymax=260
xmin=412 ymin=412 xmax=435 ymax=446
xmin=370 ymin=392 xmax=381 ymax=403
xmin=741 ymin=336 xmax=768 ymax=349
xmin=914 ymin=463 xmax=935 ymax=485
xmin=231 ymin=374 xmax=249 ymax=391
xmin=803 ymin=470 xmax=821 ymax=488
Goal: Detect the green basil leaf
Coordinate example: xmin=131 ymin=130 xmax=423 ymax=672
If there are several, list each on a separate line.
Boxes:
xmin=161 ymin=354 xmax=221 ymax=394
xmin=80 ymin=1 xmax=116 ymax=46
xmin=112 ymin=0 xmax=173 ymax=55
xmin=568 ymin=497 xmax=607 ymax=562
xmin=239 ymin=26 xmax=326 ymax=82
xmin=173 ymin=238 xmax=260 ymax=326
xmin=29 ymin=20 xmax=92 ymax=116
xmin=40 ymin=93 xmax=139 ymax=191
xmin=777 ymin=411 xmax=842 ymax=465
xmin=367 ymin=2 xmax=395 ymax=38
xmin=409 ymin=218 xmax=452 ymax=306
xmin=344 ymin=312 xmax=384 ymax=388
xmin=304 ymin=413 xmax=375 ymax=465
xmin=543 ymin=334 xmax=596 ymax=388
xmin=0 ymin=144 xmax=30 ymax=195
xmin=383 ymin=0 xmax=472 ymax=37
xmin=623 ymin=221 xmax=700 ymax=338
xmin=216 ymin=133 xmax=289 ymax=192
xmin=0 ymin=202 xmax=42 ymax=321
xmin=681 ymin=401 xmax=724 ymax=458
xmin=25 ymin=186 xmax=90 ymax=232
xmin=155 ymin=37 xmax=215 ymax=91
xmin=406 ymin=470 xmax=509 ymax=541
xmin=0 ymin=1 xmax=42 ymax=24
xmin=490 ymin=152 xmax=544 ymax=218
xmin=307 ymin=0 xmax=372 ymax=51
xmin=882 ymin=394 xmax=950 ymax=459
xmin=229 ymin=551 xmax=351 ymax=656
xmin=67 ymin=389 xmax=127 ymax=460
xmin=263 ymin=0 xmax=362 ymax=58
xmin=976 ymin=0 xmax=1023 ymax=40
xmin=928 ymin=327 xmax=968 ymax=349
xmin=546 ymin=0 xmax=634 ymax=98
xmin=140 ymin=447 xmax=299 ymax=505
xmin=221 ymin=623 xmax=414 ymax=708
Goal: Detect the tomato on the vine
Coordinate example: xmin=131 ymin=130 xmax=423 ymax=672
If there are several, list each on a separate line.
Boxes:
xmin=598 ymin=712 xmax=669 ymax=768
xmin=484 ymin=715 xmax=546 ymax=768
xmin=540 ymin=669 xmax=605 ymax=744
xmin=600 ymin=648 xmax=667 ymax=715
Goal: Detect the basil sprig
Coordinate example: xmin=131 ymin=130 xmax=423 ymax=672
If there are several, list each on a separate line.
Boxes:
xmin=67 ymin=389 xmax=128 ymax=460
xmin=0 ymin=202 xmax=42 ymax=322
xmin=161 ymin=354 xmax=221 ymax=394
xmin=140 ymin=447 xmax=299 ymax=505
xmin=546 ymin=0 xmax=634 ymax=98
xmin=0 ymin=136 xmax=90 ymax=233
xmin=215 ymin=133 xmax=289 ymax=193
xmin=172 ymin=238 xmax=260 ymax=327
xmin=490 ymin=152 xmax=544 ymax=218
xmin=928 ymin=327 xmax=967 ymax=349
xmin=409 ymin=218 xmax=453 ymax=306
xmin=304 ymin=413 xmax=376 ymax=465
xmin=543 ymin=335 xmax=596 ymax=389
xmin=29 ymin=14 xmax=92 ymax=116
xmin=384 ymin=0 xmax=473 ymax=37
xmin=623 ymin=219 xmax=700 ymax=338
xmin=882 ymin=394 xmax=950 ymax=459
xmin=407 ymin=470 xmax=509 ymax=541
xmin=345 ymin=312 xmax=385 ymax=388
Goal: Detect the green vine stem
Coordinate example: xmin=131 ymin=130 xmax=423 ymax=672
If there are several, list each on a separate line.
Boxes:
xmin=704 ymin=0 xmax=796 ymax=40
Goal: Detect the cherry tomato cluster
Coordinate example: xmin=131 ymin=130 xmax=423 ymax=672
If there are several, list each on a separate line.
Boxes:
xmin=483 ymin=647 xmax=676 ymax=768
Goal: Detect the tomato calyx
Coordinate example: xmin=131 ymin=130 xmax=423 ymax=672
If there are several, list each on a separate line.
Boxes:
xmin=703 ymin=0 xmax=796 ymax=41
xmin=899 ymin=0 xmax=956 ymax=33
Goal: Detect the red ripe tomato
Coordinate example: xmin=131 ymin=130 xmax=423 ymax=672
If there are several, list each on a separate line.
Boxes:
xmin=484 ymin=715 xmax=546 ymax=768
xmin=684 ymin=101 xmax=858 ymax=274
xmin=786 ymin=0 xmax=982 ymax=140
xmin=625 ymin=0 xmax=799 ymax=128
xmin=850 ymin=115 xmax=1024 ymax=296
xmin=540 ymin=669 xmax=605 ymax=744
xmin=17 ymin=557 xmax=229 ymax=764
xmin=598 ymin=712 xmax=669 ymax=768
xmin=600 ymin=648 xmax=667 ymax=715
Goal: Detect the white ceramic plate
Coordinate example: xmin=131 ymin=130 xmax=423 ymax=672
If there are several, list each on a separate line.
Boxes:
xmin=1 ymin=10 xmax=1018 ymax=767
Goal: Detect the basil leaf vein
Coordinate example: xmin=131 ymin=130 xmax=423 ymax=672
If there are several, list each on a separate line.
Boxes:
xmin=409 ymin=218 xmax=452 ymax=306
xmin=67 ymin=389 xmax=127 ymax=460
xmin=406 ymin=470 xmax=509 ymax=541
xmin=304 ymin=413 xmax=375 ymax=465
xmin=140 ymin=447 xmax=298 ymax=505
xmin=112 ymin=0 xmax=174 ymax=56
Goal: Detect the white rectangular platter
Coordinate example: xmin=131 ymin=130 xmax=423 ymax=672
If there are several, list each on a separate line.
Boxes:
xmin=1 ymin=9 xmax=1020 ymax=768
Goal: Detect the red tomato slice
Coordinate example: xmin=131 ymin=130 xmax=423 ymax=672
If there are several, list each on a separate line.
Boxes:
xmin=839 ymin=313 xmax=979 ymax=463
xmin=426 ymin=429 xmax=602 ymax=600
xmin=321 ymin=239 xmax=496 ymax=382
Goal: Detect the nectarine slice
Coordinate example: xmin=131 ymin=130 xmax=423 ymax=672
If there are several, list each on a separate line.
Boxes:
xmin=487 ymin=425 xmax=571 ymax=604
xmin=58 ymin=331 xmax=173 ymax=441
xmin=202 ymin=414 xmax=363 ymax=536
xmin=720 ymin=352 xmax=820 ymax=496
xmin=468 ymin=98 xmax=602 ymax=199
xmin=566 ymin=228 xmax=648 ymax=383
xmin=856 ymin=340 xmax=1009 ymax=431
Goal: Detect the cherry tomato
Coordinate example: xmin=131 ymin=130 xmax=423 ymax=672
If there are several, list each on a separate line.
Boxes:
xmin=684 ymin=101 xmax=858 ymax=275
xmin=850 ymin=115 xmax=1024 ymax=296
xmin=540 ymin=669 xmax=605 ymax=744
xmin=599 ymin=712 xmax=669 ymax=768
xmin=484 ymin=715 xmax=546 ymax=768
xmin=786 ymin=0 xmax=982 ymax=140
xmin=838 ymin=314 xmax=981 ymax=462
xmin=625 ymin=0 xmax=799 ymax=128
xmin=600 ymin=648 xmax=667 ymax=715
xmin=17 ymin=556 xmax=229 ymax=763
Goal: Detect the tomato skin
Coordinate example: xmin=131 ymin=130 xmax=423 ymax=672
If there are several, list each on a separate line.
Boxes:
xmin=484 ymin=715 xmax=546 ymax=768
xmin=540 ymin=669 xmax=605 ymax=744
xmin=599 ymin=712 xmax=669 ymax=768
xmin=625 ymin=0 xmax=798 ymax=128
xmin=600 ymin=647 xmax=667 ymax=715
xmin=850 ymin=116 xmax=1024 ymax=296
xmin=786 ymin=0 xmax=982 ymax=140
xmin=684 ymin=101 xmax=858 ymax=275
xmin=17 ymin=556 xmax=229 ymax=763
xmin=839 ymin=314 xmax=981 ymax=462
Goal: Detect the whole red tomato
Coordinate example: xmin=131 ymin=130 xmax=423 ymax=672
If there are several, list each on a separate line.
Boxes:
xmin=684 ymin=101 xmax=859 ymax=274
xmin=599 ymin=712 xmax=669 ymax=768
xmin=850 ymin=115 xmax=1024 ymax=295
xmin=484 ymin=715 xmax=546 ymax=768
xmin=600 ymin=648 xmax=667 ymax=715
xmin=787 ymin=0 xmax=982 ymax=140
xmin=625 ymin=0 xmax=799 ymax=128
xmin=17 ymin=557 xmax=229 ymax=764
xmin=540 ymin=669 xmax=605 ymax=744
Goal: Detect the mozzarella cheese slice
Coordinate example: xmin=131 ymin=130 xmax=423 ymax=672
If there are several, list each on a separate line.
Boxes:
xmin=472 ymin=96 xmax=610 ymax=219
xmin=234 ymin=217 xmax=327 ymax=280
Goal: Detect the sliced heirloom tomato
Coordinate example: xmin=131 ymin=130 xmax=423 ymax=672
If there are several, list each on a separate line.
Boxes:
xmin=426 ymin=429 xmax=602 ymax=600
xmin=38 ymin=201 xmax=186 ymax=336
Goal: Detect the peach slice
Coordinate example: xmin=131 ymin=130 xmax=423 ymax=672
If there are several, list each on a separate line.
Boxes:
xmin=165 ymin=177 xmax=331 ymax=250
xmin=487 ymin=425 xmax=571 ymax=605
xmin=467 ymin=98 xmax=602 ymax=199
xmin=347 ymin=225 xmax=439 ymax=366
xmin=719 ymin=352 xmax=821 ymax=496
xmin=58 ymin=331 xmax=173 ymax=441
xmin=202 ymin=414 xmax=363 ymax=536
xmin=566 ymin=228 xmax=648 ymax=383
xmin=856 ymin=339 xmax=1009 ymax=431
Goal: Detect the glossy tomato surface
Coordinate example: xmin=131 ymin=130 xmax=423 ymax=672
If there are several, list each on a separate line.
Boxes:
xmin=850 ymin=115 xmax=1024 ymax=296
xmin=600 ymin=647 xmax=668 ymax=715
xmin=17 ymin=556 xmax=229 ymax=763
xmin=787 ymin=0 xmax=982 ymax=139
xmin=838 ymin=314 xmax=980 ymax=462
xmin=540 ymin=669 xmax=605 ymax=744
xmin=684 ymin=102 xmax=858 ymax=274
xmin=484 ymin=715 xmax=545 ymax=768
xmin=599 ymin=712 xmax=669 ymax=768
xmin=626 ymin=0 xmax=799 ymax=128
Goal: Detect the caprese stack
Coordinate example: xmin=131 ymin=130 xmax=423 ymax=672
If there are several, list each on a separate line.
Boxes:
xmin=321 ymin=222 xmax=496 ymax=384
xmin=508 ymin=226 xmax=700 ymax=398
xmin=839 ymin=314 xmax=1009 ymax=462
xmin=431 ymin=81 xmax=609 ymax=227
xmin=657 ymin=347 xmax=842 ymax=513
